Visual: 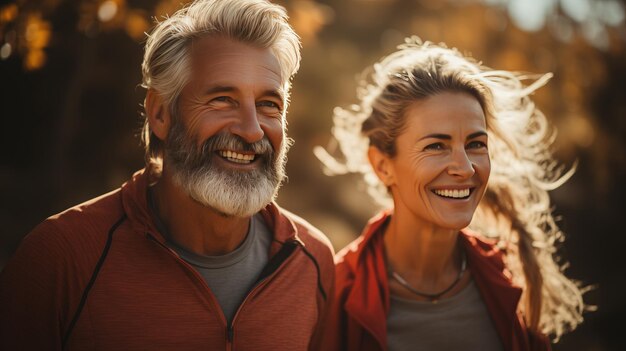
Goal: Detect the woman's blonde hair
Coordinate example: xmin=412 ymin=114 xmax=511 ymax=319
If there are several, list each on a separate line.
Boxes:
xmin=315 ymin=37 xmax=586 ymax=339
xmin=141 ymin=0 xmax=301 ymax=164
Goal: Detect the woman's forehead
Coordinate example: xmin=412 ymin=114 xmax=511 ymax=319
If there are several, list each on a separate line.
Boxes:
xmin=401 ymin=92 xmax=487 ymax=135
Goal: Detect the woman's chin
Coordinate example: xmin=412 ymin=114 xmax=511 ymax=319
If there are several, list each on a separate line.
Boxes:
xmin=434 ymin=216 xmax=473 ymax=231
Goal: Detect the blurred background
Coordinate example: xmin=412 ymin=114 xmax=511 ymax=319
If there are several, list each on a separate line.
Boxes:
xmin=1 ymin=0 xmax=625 ymax=349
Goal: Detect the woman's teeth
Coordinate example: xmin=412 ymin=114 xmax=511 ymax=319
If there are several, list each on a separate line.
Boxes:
xmin=433 ymin=188 xmax=471 ymax=199
xmin=219 ymin=150 xmax=255 ymax=164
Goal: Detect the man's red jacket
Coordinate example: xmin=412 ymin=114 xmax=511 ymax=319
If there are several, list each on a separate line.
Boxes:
xmin=0 ymin=169 xmax=335 ymax=350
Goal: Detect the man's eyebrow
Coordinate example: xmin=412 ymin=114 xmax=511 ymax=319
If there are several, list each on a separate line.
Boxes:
xmin=205 ymin=85 xmax=236 ymax=95
xmin=204 ymin=86 xmax=285 ymax=102
xmin=419 ymin=133 xmax=451 ymax=141
xmin=261 ymin=89 xmax=285 ymax=102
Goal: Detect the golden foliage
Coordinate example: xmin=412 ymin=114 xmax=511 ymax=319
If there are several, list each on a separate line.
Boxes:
xmin=97 ymin=0 xmax=127 ymax=30
xmin=125 ymin=10 xmax=149 ymax=41
xmin=0 ymin=4 xmax=18 ymax=23
xmin=24 ymin=48 xmax=45 ymax=70
xmin=22 ymin=13 xmax=50 ymax=70
xmin=287 ymin=0 xmax=334 ymax=44
xmin=154 ymin=0 xmax=190 ymax=19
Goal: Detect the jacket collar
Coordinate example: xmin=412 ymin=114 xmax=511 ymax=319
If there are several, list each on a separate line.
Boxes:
xmin=342 ymin=211 xmax=525 ymax=351
xmin=121 ymin=169 xmax=160 ymax=239
xmin=120 ymin=168 xmax=299 ymax=253
xmin=340 ymin=209 xmax=393 ymax=273
xmin=259 ymin=202 xmax=301 ymax=256
xmin=460 ymin=229 xmax=526 ymax=351
xmin=341 ymin=210 xmax=392 ymax=349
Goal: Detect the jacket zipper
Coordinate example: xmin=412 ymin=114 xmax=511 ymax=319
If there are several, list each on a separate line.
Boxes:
xmin=147 ymin=233 xmax=301 ymax=351
xmin=226 ymin=326 xmax=234 ymax=351
xmin=146 ymin=235 xmax=231 ymax=342
xmin=226 ymin=242 xmax=300 ymax=350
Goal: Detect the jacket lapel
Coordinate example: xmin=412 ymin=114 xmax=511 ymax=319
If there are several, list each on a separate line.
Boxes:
xmin=343 ymin=211 xmax=391 ymax=350
xmin=341 ymin=212 xmax=530 ymax=351
xmin=461 ymin=231 xmax=528 ymax=351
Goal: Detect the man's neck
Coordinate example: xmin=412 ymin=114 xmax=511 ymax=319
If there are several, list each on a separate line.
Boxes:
xmin=151 ymin=169 xmax=251 ymax=256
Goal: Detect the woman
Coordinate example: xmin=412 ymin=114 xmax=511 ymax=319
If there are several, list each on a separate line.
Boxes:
xmin=316 ymin=38 xmax=585 ymax=351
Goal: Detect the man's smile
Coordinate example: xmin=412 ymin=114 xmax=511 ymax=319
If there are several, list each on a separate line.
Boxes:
xmin=217 ymin=150 xmax=258 ymax=164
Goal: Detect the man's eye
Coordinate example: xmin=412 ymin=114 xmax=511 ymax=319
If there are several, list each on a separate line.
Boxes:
xmin=424 ymin=143 xmax=445 ymax=151
xmin=213 ymin=96 xmax=230 ymax=103
xmin=208 ymin=96 xmax=235 ymax=108
xmin=257 ymin=101 xmax=280 ymax=109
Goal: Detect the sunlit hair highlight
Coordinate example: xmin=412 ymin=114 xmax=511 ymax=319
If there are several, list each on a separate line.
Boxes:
xmin=315 ymin=37 xmax=586 ymax=339
xmin=140 ymin=0 xmax=301 ymax=164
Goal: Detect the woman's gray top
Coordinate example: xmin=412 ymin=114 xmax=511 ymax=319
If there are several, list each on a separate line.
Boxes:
xmin=387 ymin=279 xmax=504 ymax=351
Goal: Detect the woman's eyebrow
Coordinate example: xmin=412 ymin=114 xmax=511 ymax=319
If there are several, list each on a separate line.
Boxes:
xmin=466 ymin=131 xmax=488 ymax=140
xmin=418 ymin=131 xmax=487 ymax=141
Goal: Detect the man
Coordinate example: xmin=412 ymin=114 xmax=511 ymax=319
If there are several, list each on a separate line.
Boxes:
xmin=0 ymin=0 xmax=334 ymax=349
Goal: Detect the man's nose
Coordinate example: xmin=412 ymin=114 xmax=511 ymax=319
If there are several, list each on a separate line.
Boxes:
xmin=229 ymin=104 xmax=264 ymax=143
xmin=447 ymin=149 xmax=475 ymax=178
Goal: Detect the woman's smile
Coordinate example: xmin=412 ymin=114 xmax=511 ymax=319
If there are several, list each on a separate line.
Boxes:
xmin=431 ymin=187 xmax=474 ymax=200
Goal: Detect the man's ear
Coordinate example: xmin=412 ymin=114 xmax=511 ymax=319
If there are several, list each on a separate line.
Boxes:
xmin=145 ymin=89 xmax=171 ymax=141
xmin=367 ymin=146 xmax=395 ymax=186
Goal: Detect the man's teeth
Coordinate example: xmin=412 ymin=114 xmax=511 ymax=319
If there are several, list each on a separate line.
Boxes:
xmin=433 ymin=189 xmax=471 ymax=199
xmin=219 ymin=150 xmax=255 ymax=164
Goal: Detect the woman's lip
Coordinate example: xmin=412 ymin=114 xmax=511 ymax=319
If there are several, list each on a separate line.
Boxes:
xmin=430 ymin=185 xmax=477 ymax=191
xmin=430 ymin=187 xmax=475 ymax=200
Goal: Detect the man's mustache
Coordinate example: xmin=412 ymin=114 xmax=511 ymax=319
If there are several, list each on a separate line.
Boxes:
xmin=200 ymin=133 xmax=274 ymax=157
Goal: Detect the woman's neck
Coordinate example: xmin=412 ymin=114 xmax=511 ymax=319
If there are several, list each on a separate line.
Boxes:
xmin=383 ymin=206 xmax=464 ymax=292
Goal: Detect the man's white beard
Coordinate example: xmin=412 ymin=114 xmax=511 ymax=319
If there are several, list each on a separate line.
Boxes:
xmin=171 ymin=154 xmax=282 ymax=218
xmin=165 ymin=121 xmax=287 ymax=218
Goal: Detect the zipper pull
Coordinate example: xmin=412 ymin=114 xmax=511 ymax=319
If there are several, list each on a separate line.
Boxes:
xmin=226 ymin=325 xmax=233 ymax=342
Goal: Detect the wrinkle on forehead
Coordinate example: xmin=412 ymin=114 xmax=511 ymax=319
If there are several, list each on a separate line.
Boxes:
xmin=189 ymin=36 xmax=284 ymax=90
xmin=404 ymin=92 xmax=486 ymax=139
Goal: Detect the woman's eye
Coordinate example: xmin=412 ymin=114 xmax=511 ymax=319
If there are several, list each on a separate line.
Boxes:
xmin=467 ymin=141 xmax=487 ymax=149
xmin=209 ymin=96 xmax=232 ymax=105
xmin=424 ymin=143 xmax=445 ymax=151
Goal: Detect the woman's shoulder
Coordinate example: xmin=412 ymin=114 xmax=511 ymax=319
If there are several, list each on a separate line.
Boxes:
xmin=461 ymin=228 xmax=508 ymax=272
xmin=462 ymin=228 xmax=503 ymax=253
xmin=333 ymin=235 xmax=366 ymax=287
xmin=335 ymin=210 xmax=391 ymax=264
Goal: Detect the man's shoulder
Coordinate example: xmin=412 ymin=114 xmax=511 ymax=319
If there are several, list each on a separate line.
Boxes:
xmin=278 ymin=207 xmax=334 ymax=255
xmin=47 ymin=187 xmax=124 ymax=230
xmin=274 ymin=207 xmax=336 ymax=308
xmin=3 ymin=188 xmax=127 ymax=287
xmin=24 ymin=188 xmax=126 ymax=256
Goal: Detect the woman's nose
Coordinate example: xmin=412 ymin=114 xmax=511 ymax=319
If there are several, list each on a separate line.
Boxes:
xmin=447 ymin=149 xmax=475 ymax=178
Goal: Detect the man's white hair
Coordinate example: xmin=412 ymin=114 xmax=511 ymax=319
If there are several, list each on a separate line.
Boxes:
xmin=140 ymin=0 xmax=301 ymax=162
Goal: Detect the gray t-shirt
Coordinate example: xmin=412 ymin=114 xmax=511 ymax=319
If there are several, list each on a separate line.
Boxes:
xmin=148 ymin=191 xmax=273 ymax=325
xmin=387 ymin=279 xmax=504 ymax=351
xmin=166 ymin=214 xmax=272 ymax=324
